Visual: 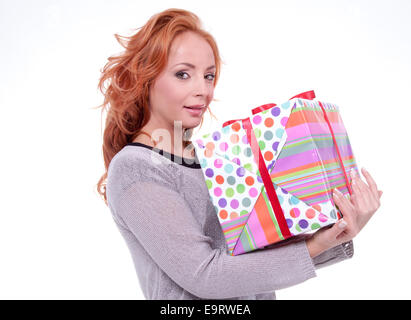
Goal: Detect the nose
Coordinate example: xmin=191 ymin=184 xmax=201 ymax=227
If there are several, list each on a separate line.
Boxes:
xmin=193 ymin=74 xmax=212 ymax=98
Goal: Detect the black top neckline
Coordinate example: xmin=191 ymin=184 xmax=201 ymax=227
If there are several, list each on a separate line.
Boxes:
xmin=126 ymin=142 xmax=202 ymax=169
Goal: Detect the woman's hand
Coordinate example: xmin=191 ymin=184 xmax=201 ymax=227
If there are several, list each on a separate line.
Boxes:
xmin=306 ymin=167 xmax=383 ymax=258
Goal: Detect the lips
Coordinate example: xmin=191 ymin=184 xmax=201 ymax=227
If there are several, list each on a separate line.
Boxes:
xmin=184 ymin=104 xmax=205 ymax=109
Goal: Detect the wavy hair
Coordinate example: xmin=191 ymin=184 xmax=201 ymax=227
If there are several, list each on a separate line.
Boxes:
xmin=95 ymin=8 xmax=222 ymax=205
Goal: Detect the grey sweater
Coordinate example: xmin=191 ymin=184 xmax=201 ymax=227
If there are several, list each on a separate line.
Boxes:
xmin=106 ymin=142 xmax=353 ymax=300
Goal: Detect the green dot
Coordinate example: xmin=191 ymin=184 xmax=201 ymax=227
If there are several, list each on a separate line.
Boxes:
xmin=244 ymin=163 xmax=253 ymax=172
xmin=240 ymin=210 xmax=249 ymax=215
xmin=227 ymin=176 xmax=236 ymax=185
xmin=206 ymin=180 xmax=213 ymax=189
xmin=262 ymin=110 xmax=269 ymax=114
xmin=295 ymin=223 xmax=302 ymax=233
xmin=242 ymin=198 xmax=251 ymax=207
xmin=236 ymin=184 xmax=245 ymax=193
xmin=254 ymin=128 xmax=261 ymax=138
xmin=232 ymin=145 xmax=241 ymax=155
xmin=226 ymin=188 xmax=234 ymax=197
xmin=244 ymin=147 xmax=252 ymax=157
xmin=311 ymin=223 xmax=321 ymax=230
xmin=258 ymin=140 xmax=266 ymax=150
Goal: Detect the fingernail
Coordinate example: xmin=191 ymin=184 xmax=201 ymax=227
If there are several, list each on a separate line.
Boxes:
xmin=338 ymin=219 xmax=347 ymax=229
xmin=333 ymin=189 xmax=339 ymax=197
xmin=362 ymin=167 xmax=368 ymax=174
xmin=334 ymin=188 xmax=343 ymax=195
xmin=350 ymin=168 xmax=356 ymax=178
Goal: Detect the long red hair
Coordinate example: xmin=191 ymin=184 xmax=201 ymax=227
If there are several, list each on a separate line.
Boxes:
xmin=95 ymin=8 xmax=222 ymax=205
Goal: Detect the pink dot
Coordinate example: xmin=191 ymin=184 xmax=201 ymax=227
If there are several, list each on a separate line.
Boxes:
xmin=214 ymin=187 xmax=222 ymax=197
xmin=219 ymin=142 xmax=228 ymax=152
xmin=249 ymin=187 xmax=258 ymax=197
xmin=214 ymin=158 xmax=223 ymax=168
xmin=280 ymin=117 xmax=289 ymax=127
xmin=318 ymin=213 xmax=328 ymax=222
xmin=253 ymin=115 xmax=262 ymax=125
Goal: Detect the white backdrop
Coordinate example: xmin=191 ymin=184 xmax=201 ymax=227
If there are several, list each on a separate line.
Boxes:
xmin=1 ymin=0 xmax=410 ymax=299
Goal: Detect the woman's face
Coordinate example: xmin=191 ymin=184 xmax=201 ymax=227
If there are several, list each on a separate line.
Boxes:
xmin=148 ymin=31 xmax=216 ymax=134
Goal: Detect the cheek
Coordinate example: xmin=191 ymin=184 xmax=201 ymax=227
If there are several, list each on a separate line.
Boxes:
xmin=155 ymin=78 xmax=186 ymax=107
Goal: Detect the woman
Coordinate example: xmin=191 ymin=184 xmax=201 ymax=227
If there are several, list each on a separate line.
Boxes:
xmin=96 ymin=8 xmax=382 ymax=300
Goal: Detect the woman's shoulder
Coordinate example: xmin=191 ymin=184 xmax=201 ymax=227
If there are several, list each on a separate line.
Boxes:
xmin=107 ymin=145 xmax=180 ymax=197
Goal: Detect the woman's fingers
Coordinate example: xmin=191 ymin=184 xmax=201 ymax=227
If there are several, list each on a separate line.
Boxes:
xmin=350 ymin=169 xmax=373 ymax=207
xmin=360 ymin=167 xmax=381 ymax=202
xmin=333 ymin=188 xmax=355 ymax=221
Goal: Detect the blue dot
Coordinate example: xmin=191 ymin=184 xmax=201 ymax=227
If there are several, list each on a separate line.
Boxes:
xmin=224 ymin=164 xmax=233 ymax=174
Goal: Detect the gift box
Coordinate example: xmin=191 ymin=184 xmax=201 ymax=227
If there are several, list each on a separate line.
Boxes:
xmin=193 ymin=90 xmax=358 ymax=256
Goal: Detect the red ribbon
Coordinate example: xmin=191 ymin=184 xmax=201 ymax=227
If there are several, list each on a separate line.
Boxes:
xmin=242 ymin=118 xmax=291 ymax=239
xmin=223 ymin=90 xmax=316 ymax=127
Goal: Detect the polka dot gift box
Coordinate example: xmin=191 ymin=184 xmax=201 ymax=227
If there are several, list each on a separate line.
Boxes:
xmin=193 ymin=90 xmax=359 ymax=256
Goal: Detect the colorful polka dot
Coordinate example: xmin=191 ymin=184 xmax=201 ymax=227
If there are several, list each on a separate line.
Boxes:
xmin=214 ymin=158 xmax=223 ymax=168
xmin=280 ymin=117 xmax=289 ymax=127
xmin=271 ymin=107 xmax=281 ymax=117
xmin=244 ymin=147 xmax=252 ymax=157
xmin=224 ymin=164 xmax=233 ymax=174
xmin=290 ymin=208 xmax=300 ymax=218
xmin=311 ymin=223 xmax=321 ymax=230
xmin=205 ymin=180 xmax=212 ymax=189
xmin=219 ymin=142 xmax=228 ymax=152
xmin=214 ymin=187 xmax=222 ymax=197
xmin=230 ymin=212 xmax=239 ymax=219
xmin=215 ymin=175 xmax=224 ymax=184
xmin=298 ymin=219 xmax=308 ymax=229
xmin=264 ymin=131 xmax=273 ymax=141
xmin=231 ymin=122 xmax=241 ymax=132
xmin=218 ymin=198 xmax=227 ymax=208
xmin=253 ymin=115 xmax=262 ymax=125
xmin=286 ymin=219 xmax=293 ymax=228
xmin=219 ymin=210 xmax=228 ymax=219
xmin=264 ymin=118 xmax=274 ymax=127
xmin=212 ymin=131 xmax=221 ymax=141
xmin=249 ymin=187 xmax=258 ymax=197
xmin=242 ymin=198 xmax=251 ymax=207
xmin=205 ymin=168 xmax=214 ymax=178
xmin=232 ymin=157 xmax=241 ymax=166
xmin=254 ymin=128 xmax=261 ymax=138
xmin=245 ymin=176 xmax=254 ymax=186
xmin=227 ymin=176 xmax=236 ymax=185
xmin=236 ymin=184 xmax=245 ymax=193
xmin=230 ymin=134 xmax=239 ymax=144
xmin=236 ymin=167 xmax=246 ymax=177
xmin=232 ymin=145 xmax=241 ymax=155
xmin=305 ymin=208 xmax=316 ymax=219
xmin=242 ymin=135 xmax=248 ymax=144
xmin=276 ymin=128 xmax=285 ymax=138
xmin=258 ymin=141 xmax=266 ymax=150
xmin=230 ymin=199 xmax=239 ymax=209
xmin=226 ymin=188 xmax=234 ymax=197
xmin=272 ymin=141 xmax=279 ymax=152
xmin=264 ymin=151 xmax=273 ymax=161
xmin=318 ymin=213 xmax=328 ymax=222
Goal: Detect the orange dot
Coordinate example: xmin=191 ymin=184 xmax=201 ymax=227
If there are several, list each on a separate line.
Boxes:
xmin=230 ymin=134 xmax=239 ymax=144
xmin=305 ymin=208 xmax=316 ymax=219
xmin=230 ymin=212 xmax=239 ymax=219
xmin=312 ymin=204 xmax=322 ymax=212
xmin=231 ymin=122 xmax=241 ymax=132
xmin=219 ymin=210 xmax=228 ymax=220
xmin=264 ymin=118 xmax=274 ymax=127
xmin=215 ymin=175 xmax=225 ymax=184
xmin=206 ymin=142 xmax=215 ymax=150
xmin=264 ymin=151 xmax=274 ymax=161
xmin=245 ymin=176 xmax=254 ymax=186
xmin=204 ymin=149 xmax=214 ymax=158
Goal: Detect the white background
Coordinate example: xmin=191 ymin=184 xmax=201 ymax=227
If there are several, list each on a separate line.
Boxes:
xmin=1 ymin=0 xmax=410 ymax=299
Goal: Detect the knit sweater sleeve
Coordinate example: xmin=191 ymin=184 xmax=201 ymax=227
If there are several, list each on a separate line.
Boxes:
xmin=108 ymin=154 xmax=352 ymax=299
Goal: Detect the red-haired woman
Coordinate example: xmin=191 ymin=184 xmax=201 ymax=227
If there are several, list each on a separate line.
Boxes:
xmin=96 ymin=8 xmax=382 ymax=300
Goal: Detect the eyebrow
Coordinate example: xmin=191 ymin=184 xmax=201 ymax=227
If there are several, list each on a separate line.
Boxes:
xmin=173 ymin=62 xmax=216 ymax=70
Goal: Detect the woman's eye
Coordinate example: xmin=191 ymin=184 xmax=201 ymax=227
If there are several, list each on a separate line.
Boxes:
xmin=206 ymin=74 xmax=216 ymax=81
xmin=175 ymin=71 xmax=215 ymax=81
xmin=176 ymin=71 xmax=189 ymax=79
